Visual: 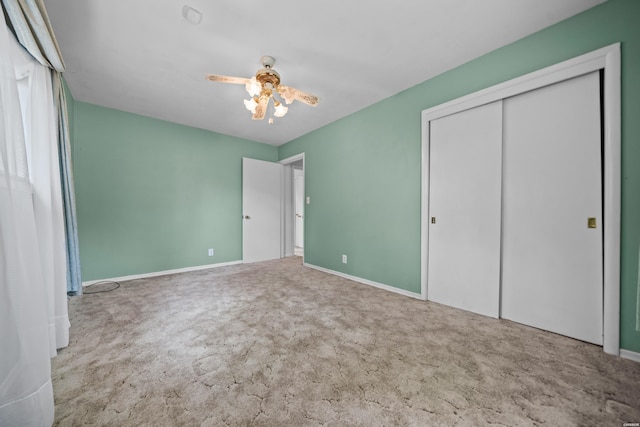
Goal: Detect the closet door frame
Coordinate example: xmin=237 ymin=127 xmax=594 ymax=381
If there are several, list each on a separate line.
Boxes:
xmin=420 ymin=43 xmax=621 ymax=355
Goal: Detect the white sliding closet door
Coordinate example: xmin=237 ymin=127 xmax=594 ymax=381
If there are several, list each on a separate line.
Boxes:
xmin=428 ymin=101 xmax=503 ymax=318
xmin=501 ymin=72 xmax=603 ymax=345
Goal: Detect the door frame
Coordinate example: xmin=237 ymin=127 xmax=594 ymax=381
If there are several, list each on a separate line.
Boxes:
xmin=420 ymin=43 xmax=621 ymax=355
xmin=293 ymin=168 xmax=305 ymax=251
xmin=280 ymin=153 xmax=305 ymax=261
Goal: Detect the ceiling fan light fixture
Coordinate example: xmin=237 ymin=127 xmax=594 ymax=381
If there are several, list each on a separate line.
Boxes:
xmin=206 ymin=55 xmax=319 ymax=123
xmin=273 ymin=101 xmax=288 ymax=118
xmin=244 ymin=97 xmax=258 ymax=113
xmin=245 ymin=77 xmax=261 ymax=97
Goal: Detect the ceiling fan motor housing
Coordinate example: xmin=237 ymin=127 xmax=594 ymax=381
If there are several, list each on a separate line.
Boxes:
xmin=256 ymin=55 xmax=281 ymax=88
xmin=260 ymin=55 xmax=276 ymax=68
xmin=256 ymin=68 xmax=280 ymax=88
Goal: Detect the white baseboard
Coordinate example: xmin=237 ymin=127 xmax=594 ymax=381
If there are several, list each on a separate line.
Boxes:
xmin=304 ymin=263 xmax=423 ymax=300
xmin=620 ymin=349 xmax=640 ymax=363
xmin=82 ymin=260 xmax=243 ymax=287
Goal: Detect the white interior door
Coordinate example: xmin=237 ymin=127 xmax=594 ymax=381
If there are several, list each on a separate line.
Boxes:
xmin=242 ymin=158 xmax=282 ymax=263
xmin=428 ymin=101 xmax=503 ymax=318
xmin=294 ymin=170 xmax=304 ymax=249
xmin=501 ymin=72 xmax=603 ymax=345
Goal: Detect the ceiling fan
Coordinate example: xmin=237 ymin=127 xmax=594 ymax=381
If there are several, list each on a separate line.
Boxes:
xmin=206 ymin=56 xmax=319 ymax=123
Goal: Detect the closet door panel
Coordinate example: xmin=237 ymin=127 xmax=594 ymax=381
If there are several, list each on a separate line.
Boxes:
xmin=427 ymin=101 xmax=503 ymax=318
xmin=501 ymin=72 xmax=603 ymax=345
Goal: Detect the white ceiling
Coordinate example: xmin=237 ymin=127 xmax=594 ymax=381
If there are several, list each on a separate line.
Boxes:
xmin=44 ymin=0 xmax=605 ymax=146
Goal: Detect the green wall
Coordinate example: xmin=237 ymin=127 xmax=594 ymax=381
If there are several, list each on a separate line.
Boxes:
xmin=73 ymin=102 xmax=277 ymax=280
xmin=278 ymin=0 xmax=640 ymax=352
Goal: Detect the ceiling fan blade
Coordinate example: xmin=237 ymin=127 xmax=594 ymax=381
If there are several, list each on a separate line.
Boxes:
xmin=205 ymin=74 xmax=251 ymax=85
xmin=278 ymin=85 xmax=319 ymax=106
xmin=252 ymin=97 xmax=268 ymax=120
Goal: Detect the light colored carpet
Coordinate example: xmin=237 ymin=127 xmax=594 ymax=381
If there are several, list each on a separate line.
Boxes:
xmin=52 ymin=257 xmax=640 ymax=426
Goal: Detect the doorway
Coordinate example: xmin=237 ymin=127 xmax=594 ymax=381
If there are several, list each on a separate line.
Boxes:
xmin=294 ymin=165 xmax=304 ymax=256
xmin=280 ymin=153 xmax=305 ymax=260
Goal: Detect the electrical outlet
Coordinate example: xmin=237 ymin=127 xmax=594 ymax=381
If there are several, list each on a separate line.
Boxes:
xmin=342 ymin=254 xmax=347 ymax=264
xmin=306 ymin=196 xmax=311 ymax=205
xmin=208 ymin=248 xmax=214 ymax=256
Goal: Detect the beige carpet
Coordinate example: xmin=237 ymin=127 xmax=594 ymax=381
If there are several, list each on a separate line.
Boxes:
xmin=52 ymin=257 xmax=640 ymax=426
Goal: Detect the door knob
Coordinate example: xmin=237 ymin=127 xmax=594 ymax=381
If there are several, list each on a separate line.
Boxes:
xmin=244 ymin=215 xmax=251 ymax=220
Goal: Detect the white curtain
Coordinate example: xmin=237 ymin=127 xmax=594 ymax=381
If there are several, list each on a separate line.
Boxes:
xmin=2 ymin=0 xmax=83 ymax=296
xmin=13 ymin=29 xmax=69 ymax=353
xmin=0 ymin=9 xmax=69 ymax=426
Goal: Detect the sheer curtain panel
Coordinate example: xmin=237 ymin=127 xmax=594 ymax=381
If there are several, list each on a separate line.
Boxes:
xmin=2 ymin=0 xmax=82 ymax=294
xmin=0 ymin=7 xmax=70 ymax=426
xmin=0 ymin=13 xmax=54 ymax=426
xmin=13 ymin=31 xmax=70 ymax=353
xmin=54 ymin=77 xmax=81 ymax=296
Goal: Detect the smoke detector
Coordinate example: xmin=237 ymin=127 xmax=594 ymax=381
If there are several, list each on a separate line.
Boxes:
xmin=182 ymin=5 xmax=202 ymax=25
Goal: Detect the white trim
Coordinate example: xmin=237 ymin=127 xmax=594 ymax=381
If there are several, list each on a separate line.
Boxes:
xmin=602 ymin=45 xmax=621 ymax=356
xmin=421 ymin=43 xmax=621 ymax=355
xmin=420 ymin=112 xmax=430 ymax=301
xmin=82 ymin=260 xmax=242 ymax=287
xmin=305 ymin=263 xmax=423 ymax=300
xmin=279 ymin=153 xmax=305 ymax=164
xmin=620 ymin=349 xmax=640 ymax=363
xmin=279 ymin=164 xmax=286 ymax=259
xmin=282 ymin=163 xmax=295 ymax=258
xmin=421 ymin=44 xmax=617 ymax=123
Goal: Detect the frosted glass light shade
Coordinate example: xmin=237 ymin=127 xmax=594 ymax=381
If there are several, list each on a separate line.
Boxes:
xmin=245 ymin=77 xmax=261 ymax=97
xmin=244 ymin=97 xmax=258 ymax=113
xmin=274 ymin=102 xmax=288 ymax=117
